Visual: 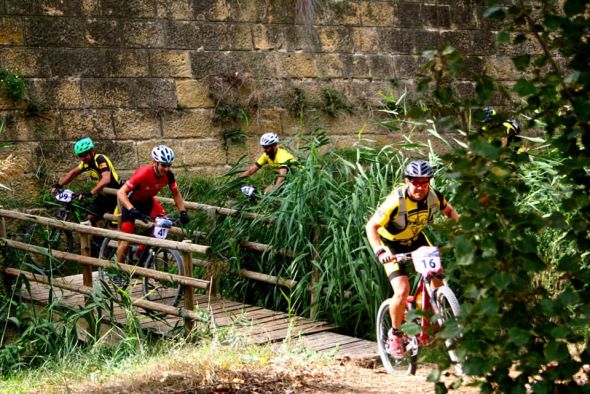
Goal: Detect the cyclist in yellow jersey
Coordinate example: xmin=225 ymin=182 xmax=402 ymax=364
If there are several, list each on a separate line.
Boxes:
xmin=239 ymin=132 xmax=297 ymax=195
xmin=366 ymin=160 xmax=459 ymax=360
xmin=51 ymin=137 xmax=123 ymax=226
xmin=480 ymin=106 xmax=524 ymax=151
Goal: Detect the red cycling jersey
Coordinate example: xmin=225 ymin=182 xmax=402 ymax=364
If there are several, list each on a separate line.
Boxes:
xmin=124 ymin=164 xmax=178 ymax=203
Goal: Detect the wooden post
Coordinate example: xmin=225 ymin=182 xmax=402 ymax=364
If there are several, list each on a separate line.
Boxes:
xmin=79 ymin=221 xmax=93 ymax=294
xmin=182 ymin=240 xmax=194 ymax=334
xmin=0 ymin=207 xmax=6 ymax=238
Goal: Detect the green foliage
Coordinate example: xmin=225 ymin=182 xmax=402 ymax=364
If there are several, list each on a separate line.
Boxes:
xmin=322 ymin=88 xmax=353 ymax=117
xmin=0 ymin=68 xmax=43 ymax=117
xmin=396 ymin=2 xmax=590 ymax=391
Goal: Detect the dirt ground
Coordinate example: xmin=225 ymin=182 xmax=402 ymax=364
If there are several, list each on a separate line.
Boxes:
xmin=67 ymin=359 xmax=480 ymax=394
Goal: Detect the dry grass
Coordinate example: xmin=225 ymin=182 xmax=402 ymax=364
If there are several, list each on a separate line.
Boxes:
xmin=0 ymin=154 xmax=24 ymax=190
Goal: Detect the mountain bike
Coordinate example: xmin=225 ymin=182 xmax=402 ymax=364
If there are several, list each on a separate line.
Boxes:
xmin=376 ymin=246 xmax=462 ymax=375
xmin=97 ymin=215 xmax=185 ymax=306
xmin=23 ymin=188 xmax=97 ymax=275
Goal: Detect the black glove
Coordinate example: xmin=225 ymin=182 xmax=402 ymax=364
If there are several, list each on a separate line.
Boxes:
xmin=129 ymin=207 xmax=150 ymax=223
xmin=179 ymin=210 xmax=190 ymax=225
xmin=79 ymin=191 xmax=93 ymax=199
xmin=51 ymin=182 xmax=62 ymax=192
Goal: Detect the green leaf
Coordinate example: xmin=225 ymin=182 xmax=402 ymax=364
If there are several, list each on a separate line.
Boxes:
xmin=471 ymin=140 xmax=501 ymax=160
xmin=483 ymin=6 xmax=505 ymax=20
xmin=513 ymin=79 xmax=538 ymax=96
xmin=509 ymin=328 xmax=530 ymax=346
xmin=496 ymin=31 xmax=510 ymax=43
xmin=564 ymin=0 xmax=586 ymax=16
xmin=549 ymin=326 xmax=570 ymax=340
xmin=545 ymin=341 xmax=569 ymax=362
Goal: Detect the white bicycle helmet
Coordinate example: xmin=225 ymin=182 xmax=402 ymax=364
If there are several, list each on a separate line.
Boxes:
xmin=151 ymin=145 xmax=175 ymax=164
xmin=403 ymin=160 xmax=434 ymax=178
xmin=260 ymin=132 xmax=279 ymax=147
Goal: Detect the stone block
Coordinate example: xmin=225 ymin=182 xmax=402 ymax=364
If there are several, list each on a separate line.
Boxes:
xmin=112 ymin=110 xmax=161 ymax=140
xmin=39 ymin=0 xmax=84 ymax=16
xmin=166 ymin=20 xmax=207 ymax=49
xmin=208 ymin=0 xmax=266 ymax=23
xmin=352 ymin=27 xmax=378 ymax=53
xmin=318 ymin=26 xmax=353 ymax=53
xmin=81 ymin=0 xmax=101 ymax=16
xmin=134 ymin=79 xmax=177 ymax=109
xmin=339 ymin=54 xmax=370 ymax=78
xmin=208 ymin=23 xmax=253 ymax=51
xmin=149 ymin=50 xmax=192 ymax=78
xmin=315 ymin=53 xmax=344 ymax=78
xmin=379 ymin=28 xmax=414 ymax=54
xmin=359 ymin=1 xmax=395 ymax=27
xmin=252 ymin=24 xmax=285 ymax=50
xmin=176 ymin=80 xmax=214 ymax=108
xmin=244 ymin=108 xmax=283 ymax=136
xmin=100 ymin=0 xmax=156 ymax=18
xmin=23 ymin=17 xmax=85 ymax=47
xmin=28 ymin=78 xmax=82 ymax=109
xmin=0 ymin=17 xmax=23 ymax=45
xmin=121 ymin=20 xmax=165 ymax=48
xmin=5 ymin=0 xmax=38 ymax=15
xmin=5 ymin=111 xmax=60 ymax=142
xmin=43 ymin=48 xmax=106 ymax=77
xmin=367 ymin=54 xmax=395 ymax=79
xmin=283 ymin=25 xmax=314 ymax=52
xmin=0 ymin=48 xmax=49 ymax=78
xmin=441 ymin=30 xmax=496 ymax=56
xmin=82 ymin=79 xmax=134 ymax=108
xmin=180 ymin=138 xmax=227 ymax=166
xmin=484 ymin=56 xmax=530 ymax=81
xmin=265 ymin=0 xmax=296 ymax=24
xmin=276 ymin=53 xmax=317 ymax=78
xmin=105 ymin=50 xmax=150 ymax=78
xmin=0 ymin=142 xmax=36 ymax=179
xmin=162 ymin=109 xmax=219 ymax=139
xmin=98 ymin=140 xmax=139 ymax=172
xmin=84 ymin=18 xmax=123 ymax=47
xmin=156 ymin=0 xmax=193 ymax=20
xmin=316 ymin=1 xmax=360 ymax=26
xmin=58 ymin=109 xmax=115 ymax=140
xmin=392 ymin=55 xmax=424 ymax=79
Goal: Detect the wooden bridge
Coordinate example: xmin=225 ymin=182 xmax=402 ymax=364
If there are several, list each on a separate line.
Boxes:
xmin=0 ymin=197 xmax=378 ymax=361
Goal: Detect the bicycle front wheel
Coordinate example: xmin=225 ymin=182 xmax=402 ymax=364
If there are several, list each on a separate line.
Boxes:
xmin=23 ymin=224 xmax=74 ymax=275
xmin=142 ymin=247 xmax=184 ymax=307
xmin=434 ymin=286 xmax=462 ymax=370
xmin=376 ymin=298 xmax=418 ymax=375
xmin=97 ymin=237 xmax=131 ymax=292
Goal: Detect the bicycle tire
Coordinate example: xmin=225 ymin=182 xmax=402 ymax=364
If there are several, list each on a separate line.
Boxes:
xmin=97 ymin=237 xmax=132 ymax=292
xmin=23 ymin=223 xmax=74 ymax=275
xmin=434 ymin=286 xmax=462 ymax=369
xmin=142 ymin=247 xmax=184 ymax=307
xmin=376 ymin=298 xmax=419 ymax=375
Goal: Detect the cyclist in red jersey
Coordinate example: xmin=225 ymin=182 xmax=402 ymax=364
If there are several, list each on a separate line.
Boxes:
xmin=115 ymin=145 xmax=190 ymax=264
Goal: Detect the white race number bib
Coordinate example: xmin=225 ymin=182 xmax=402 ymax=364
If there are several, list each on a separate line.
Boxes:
xmin=411 ymin=246 xmax=442 ymax=275
xmin=56 ymin=189 xmax=75 ymax=203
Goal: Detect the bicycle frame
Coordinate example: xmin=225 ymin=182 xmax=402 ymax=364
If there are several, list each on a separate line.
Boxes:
xmin=406 ymin=270 xmax=445 ymax=346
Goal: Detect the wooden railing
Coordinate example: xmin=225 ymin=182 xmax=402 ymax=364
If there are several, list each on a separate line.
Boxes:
xmin=0 ymin=208 xmax=210 ymax=332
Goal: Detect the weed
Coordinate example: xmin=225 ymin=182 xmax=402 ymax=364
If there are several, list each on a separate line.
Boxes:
xmin=322 ymin=88 xmax=353 ymax=117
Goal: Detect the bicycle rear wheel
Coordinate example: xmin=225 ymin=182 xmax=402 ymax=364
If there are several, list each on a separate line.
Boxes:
xmin=376 ymin=298 xmax=419 ymax=375
xmin=23 ymin=223 xmax=74 ymax=275
xmin=434 ymin=285 xmax=463 ymax=373
xmin=142 ymin=247 xmax=184 ymax=307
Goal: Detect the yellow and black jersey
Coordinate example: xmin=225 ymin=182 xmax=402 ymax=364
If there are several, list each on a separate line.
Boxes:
xmin=373 ymin=186 xmax=447 ymax=243
xmin=77 ymin=154 xmax=122 ymax=191
xmin=256 ymin=147 xmax=296 ymax=171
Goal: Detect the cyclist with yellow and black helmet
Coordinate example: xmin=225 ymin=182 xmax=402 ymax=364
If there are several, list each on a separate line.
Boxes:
xmin=51 ymin=137 xmax=122 ymax=226
xmin=365 ymin=160 xmax=459 ymax=360
xmin=480 ymin=106 xmax=523 ymax=149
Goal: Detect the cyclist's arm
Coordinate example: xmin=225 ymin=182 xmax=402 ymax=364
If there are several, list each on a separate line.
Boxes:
xmin=239 ymin=163 xmax=260 ymax=178
xmin=442 ymin=202 xmax=460 ymax=221
xmin=365 ymin=218 xmax=385 ymax=253
xmin=262 ymin=166 xmax=288 ymax=194
xmin=55 ymin=166 xmax=83 ymax=189
xmin=170 ymin=186 xmax=186 ymax=212
xmin=91 ymin=171 xmax=111 ymax=195
xmin=117 ymin=183 xmax=134 ymax=210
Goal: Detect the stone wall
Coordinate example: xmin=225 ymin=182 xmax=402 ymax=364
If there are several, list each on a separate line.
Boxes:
xmin=0 ymin=0 xmax=519 ymax=196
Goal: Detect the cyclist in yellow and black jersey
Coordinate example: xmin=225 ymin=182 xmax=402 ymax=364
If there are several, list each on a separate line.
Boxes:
xmin=51 ymin=137 xmax=122 ymax=226
xmin=366 ymin=160 xmax=459 ymax=360
xmin=239 ymin=132 xmax=297 ymax=195
xmin=479 ymin=106 xmax=524 ymax=152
